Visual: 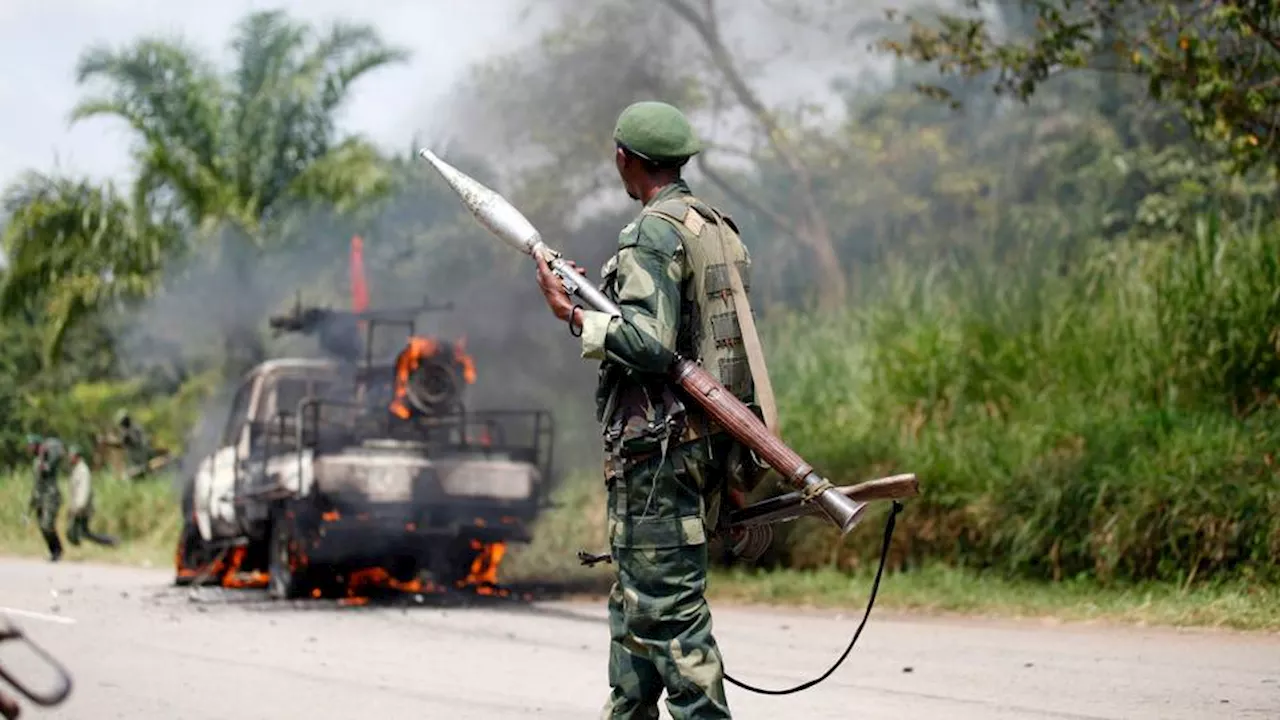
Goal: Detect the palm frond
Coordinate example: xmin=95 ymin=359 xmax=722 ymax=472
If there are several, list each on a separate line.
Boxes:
xmin=73 ymin=39 xmax=224 ymax=159
xmin=281 ymin=138 xmax=392 ymax=213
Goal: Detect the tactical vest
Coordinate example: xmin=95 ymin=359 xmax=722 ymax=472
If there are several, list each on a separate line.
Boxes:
xmin=641 ymin=195 xmax=756 ymax=405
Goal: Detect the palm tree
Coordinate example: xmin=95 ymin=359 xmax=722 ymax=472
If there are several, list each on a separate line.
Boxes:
xmin=0 ymin=171 xmax=166 ymax=361
xmin=2 ymin=9 xmax=409 ymax=372
xmin=73 ymin=9 xmax=407 ymax=237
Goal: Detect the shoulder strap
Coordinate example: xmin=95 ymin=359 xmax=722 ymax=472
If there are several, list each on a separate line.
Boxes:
xmin=649 ymin=198 xmax=779 ymax=434
xmin=701 ymin=205 xmax=778 ymax=434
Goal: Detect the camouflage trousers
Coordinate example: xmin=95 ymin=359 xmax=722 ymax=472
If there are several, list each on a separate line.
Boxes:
xmin=31 ymin=487 xmax=63 ymax=559
xmin=600 ymin=438 xmax=732 ymax=720
xmin=32 ymin=487 xmax=60 ymax=533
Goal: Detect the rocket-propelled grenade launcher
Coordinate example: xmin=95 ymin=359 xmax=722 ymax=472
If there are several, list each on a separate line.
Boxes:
xmin=418 ymin=149 xmax=918 ymax=535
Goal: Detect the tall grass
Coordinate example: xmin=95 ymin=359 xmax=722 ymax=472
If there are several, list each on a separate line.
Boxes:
xmin=764 ymin=215 xmax=1280 ymax=585
xmin=0 ymin=470 xmax=180 ymax=565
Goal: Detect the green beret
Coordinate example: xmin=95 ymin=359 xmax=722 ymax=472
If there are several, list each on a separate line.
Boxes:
xmin=25 ymin=433 xmax=42 ymax=446
xmin=613 ymin=101 xmax=701 ymax=163
xmin=68 ymin=445 xmax=81 ymax=457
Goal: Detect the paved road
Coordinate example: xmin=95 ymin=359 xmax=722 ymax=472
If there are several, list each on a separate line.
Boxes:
xmin=0 ymin=557 xmax=1276 ymax=719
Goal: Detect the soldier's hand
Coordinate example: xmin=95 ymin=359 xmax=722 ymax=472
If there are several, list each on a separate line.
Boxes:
xmin=534 ymin=254 xmax=575 ymax=322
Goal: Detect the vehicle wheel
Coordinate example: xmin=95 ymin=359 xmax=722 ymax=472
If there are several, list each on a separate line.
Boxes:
xmin=174 ymin=520 xmax=220 ymax=586
xmin=268 ymin=505 xmax=312 ymax=600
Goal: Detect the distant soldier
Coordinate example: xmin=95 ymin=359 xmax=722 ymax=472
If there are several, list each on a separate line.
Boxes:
xmin=27 ymin=434 xmax=65 ymax=562
xmin=105 ymin=409 xmax=162 ymax=478
xmin=66 ymin=445 xmax=118 ymax=547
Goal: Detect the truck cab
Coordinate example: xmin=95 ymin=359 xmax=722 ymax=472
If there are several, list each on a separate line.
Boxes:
xmin=192 ymin=359 xmax=341 ymax=544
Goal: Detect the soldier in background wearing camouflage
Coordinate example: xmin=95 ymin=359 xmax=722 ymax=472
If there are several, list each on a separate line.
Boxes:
xmin=27 ymin=434 xmax=65 ymax=562
xmin=536 ymin=101 xmax=768 ymax=719
xmin=66 ymin=445 xmax=118 ymax=547
xmin=105 ymin=409 xmax=156 ymax=478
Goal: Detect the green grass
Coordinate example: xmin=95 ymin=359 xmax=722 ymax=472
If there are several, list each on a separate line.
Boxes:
xmin=708 ymin=565 xmax=1280 ymax=631
xmin=0 ymin=470 xmax=180 ymax=568
xmin=503 ymin=470 xmax=1280 ymax=630
xmin=759 ymin=216 xmax=1280 ymax=584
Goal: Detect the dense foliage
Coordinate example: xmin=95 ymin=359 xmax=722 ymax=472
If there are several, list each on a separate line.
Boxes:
xmin=763 ymin=215 xmax=1280 ymax=583
xmin=879 ymin=1 xmax=1280 ymax=173
xmin=1 ymin=2 xmax=1276 ymax=584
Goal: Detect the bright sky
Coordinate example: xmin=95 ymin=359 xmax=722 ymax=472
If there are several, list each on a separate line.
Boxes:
xmin=0 ymin=0 xmax=530 ymax=186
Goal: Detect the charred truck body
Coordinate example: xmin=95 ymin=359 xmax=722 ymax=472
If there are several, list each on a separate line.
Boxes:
xmin=175 ymin=299 xmax=554 ymax=599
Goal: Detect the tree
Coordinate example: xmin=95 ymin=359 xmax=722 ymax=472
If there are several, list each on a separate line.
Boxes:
xmin=659 ymin=0 xmax=849 ymax=308
xmin=0 ymin=172 xmax=166 ymax=360
xmin=73 ymin=9 xmax=407 ymax=235
xmin=460 ymin=0 xmax=866 ymax=309
xmin=4 ymin=9 xmax=410 ymax=374
xmin=877 ymin=1 xmax=1280 ymax=173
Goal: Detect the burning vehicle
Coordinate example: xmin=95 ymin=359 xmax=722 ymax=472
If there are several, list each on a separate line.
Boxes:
xmin=173 ymin=239 xmax=553 ymax=600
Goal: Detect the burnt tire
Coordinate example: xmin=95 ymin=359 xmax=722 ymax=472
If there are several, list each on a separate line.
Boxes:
xmin=174 ymin=520 xmax=220 ymax=587
xmin=268 ymin=505 xmax=312 ymax=600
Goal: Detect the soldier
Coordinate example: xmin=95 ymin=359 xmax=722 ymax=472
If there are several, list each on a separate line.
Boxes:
xmin=110 ymin=409 xmax=153 ymax=478
xmin=535 ymin=101 xmax=770 ymax=719
xmin=27 ymin=434 xmax=65 ymax=562
xmin=65 ymin=445 xmax=118 ymax=547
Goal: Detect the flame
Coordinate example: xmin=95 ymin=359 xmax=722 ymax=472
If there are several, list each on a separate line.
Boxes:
xmin=175 ymin=542 xmax=227 ymax=581
xmin=452 ymin=337 xmax=477 ymax=384
xmin=346 ymin=567 xmax=427 ymax=596
xmin=179 ymin=516 xmax=510 ymax=600
xmin=390 ymin=336 xmax=439 ymax=419
xmin=334 ymin=566 xmax=443 ymax=604
xmin=388 ymin=335 xmax=477 ymax=419
xmin=220 ymin=546 xmax=269 ymax=589
xmin=459 ymin=540 xmax=508 ymax=596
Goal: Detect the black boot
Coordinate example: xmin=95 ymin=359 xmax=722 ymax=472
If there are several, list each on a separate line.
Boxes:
xmin=42 ymin=530 xmax=63 ymax=562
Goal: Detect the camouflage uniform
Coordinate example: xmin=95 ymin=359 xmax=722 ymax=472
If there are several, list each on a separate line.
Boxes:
xmin=580 ymin=101 xmax=762 ymax=719
xmin=28 ymin=436 xmax=65 ymax=561
xmin=113 ymin=409 xmax=152 ymax=477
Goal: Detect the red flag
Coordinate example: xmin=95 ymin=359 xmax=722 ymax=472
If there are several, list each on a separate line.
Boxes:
xmin=350 ymin=235 xmax=369 ymax=314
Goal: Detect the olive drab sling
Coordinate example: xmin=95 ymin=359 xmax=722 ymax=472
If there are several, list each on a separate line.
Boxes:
xmin=641 ymin=196 xmax=779 ymax=434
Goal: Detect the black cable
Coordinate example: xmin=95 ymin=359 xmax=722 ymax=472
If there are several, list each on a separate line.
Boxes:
xmin=724 ymin=500 xmax=902 ymax=696
xmin=568 ymin=305 xmax=584 ymax=337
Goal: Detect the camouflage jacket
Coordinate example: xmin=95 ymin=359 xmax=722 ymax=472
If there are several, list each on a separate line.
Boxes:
xmin=580 ymin=180 xmax=700 ymax=445
xmin=31 ymin=437 xmax=65 ymax=498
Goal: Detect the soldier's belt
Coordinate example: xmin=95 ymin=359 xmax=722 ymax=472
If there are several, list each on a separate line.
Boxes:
xmin=614 ymin=418 xmax=722 ymax=467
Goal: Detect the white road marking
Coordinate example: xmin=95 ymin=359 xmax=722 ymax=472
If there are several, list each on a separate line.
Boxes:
xmin=0 ymin=607 xmax=77 ymax=625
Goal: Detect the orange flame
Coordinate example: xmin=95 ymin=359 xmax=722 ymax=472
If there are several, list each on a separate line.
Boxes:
xmin=388 ymin=335 xmax=477 ymax=419
xmin=346 ymin=567 xmax=427 ymax=596
xmin=175 ymin=543 xmax=227 ymax=581
xmin=460 ymin=540 xmax=508 ymax=596
xmin=453 ymin=337 xmax=477 ymax=384
xmin=390 ymin=337 xmax=438 ymax=419
xmin=221 ymin=547 xmax=269 ymax=589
